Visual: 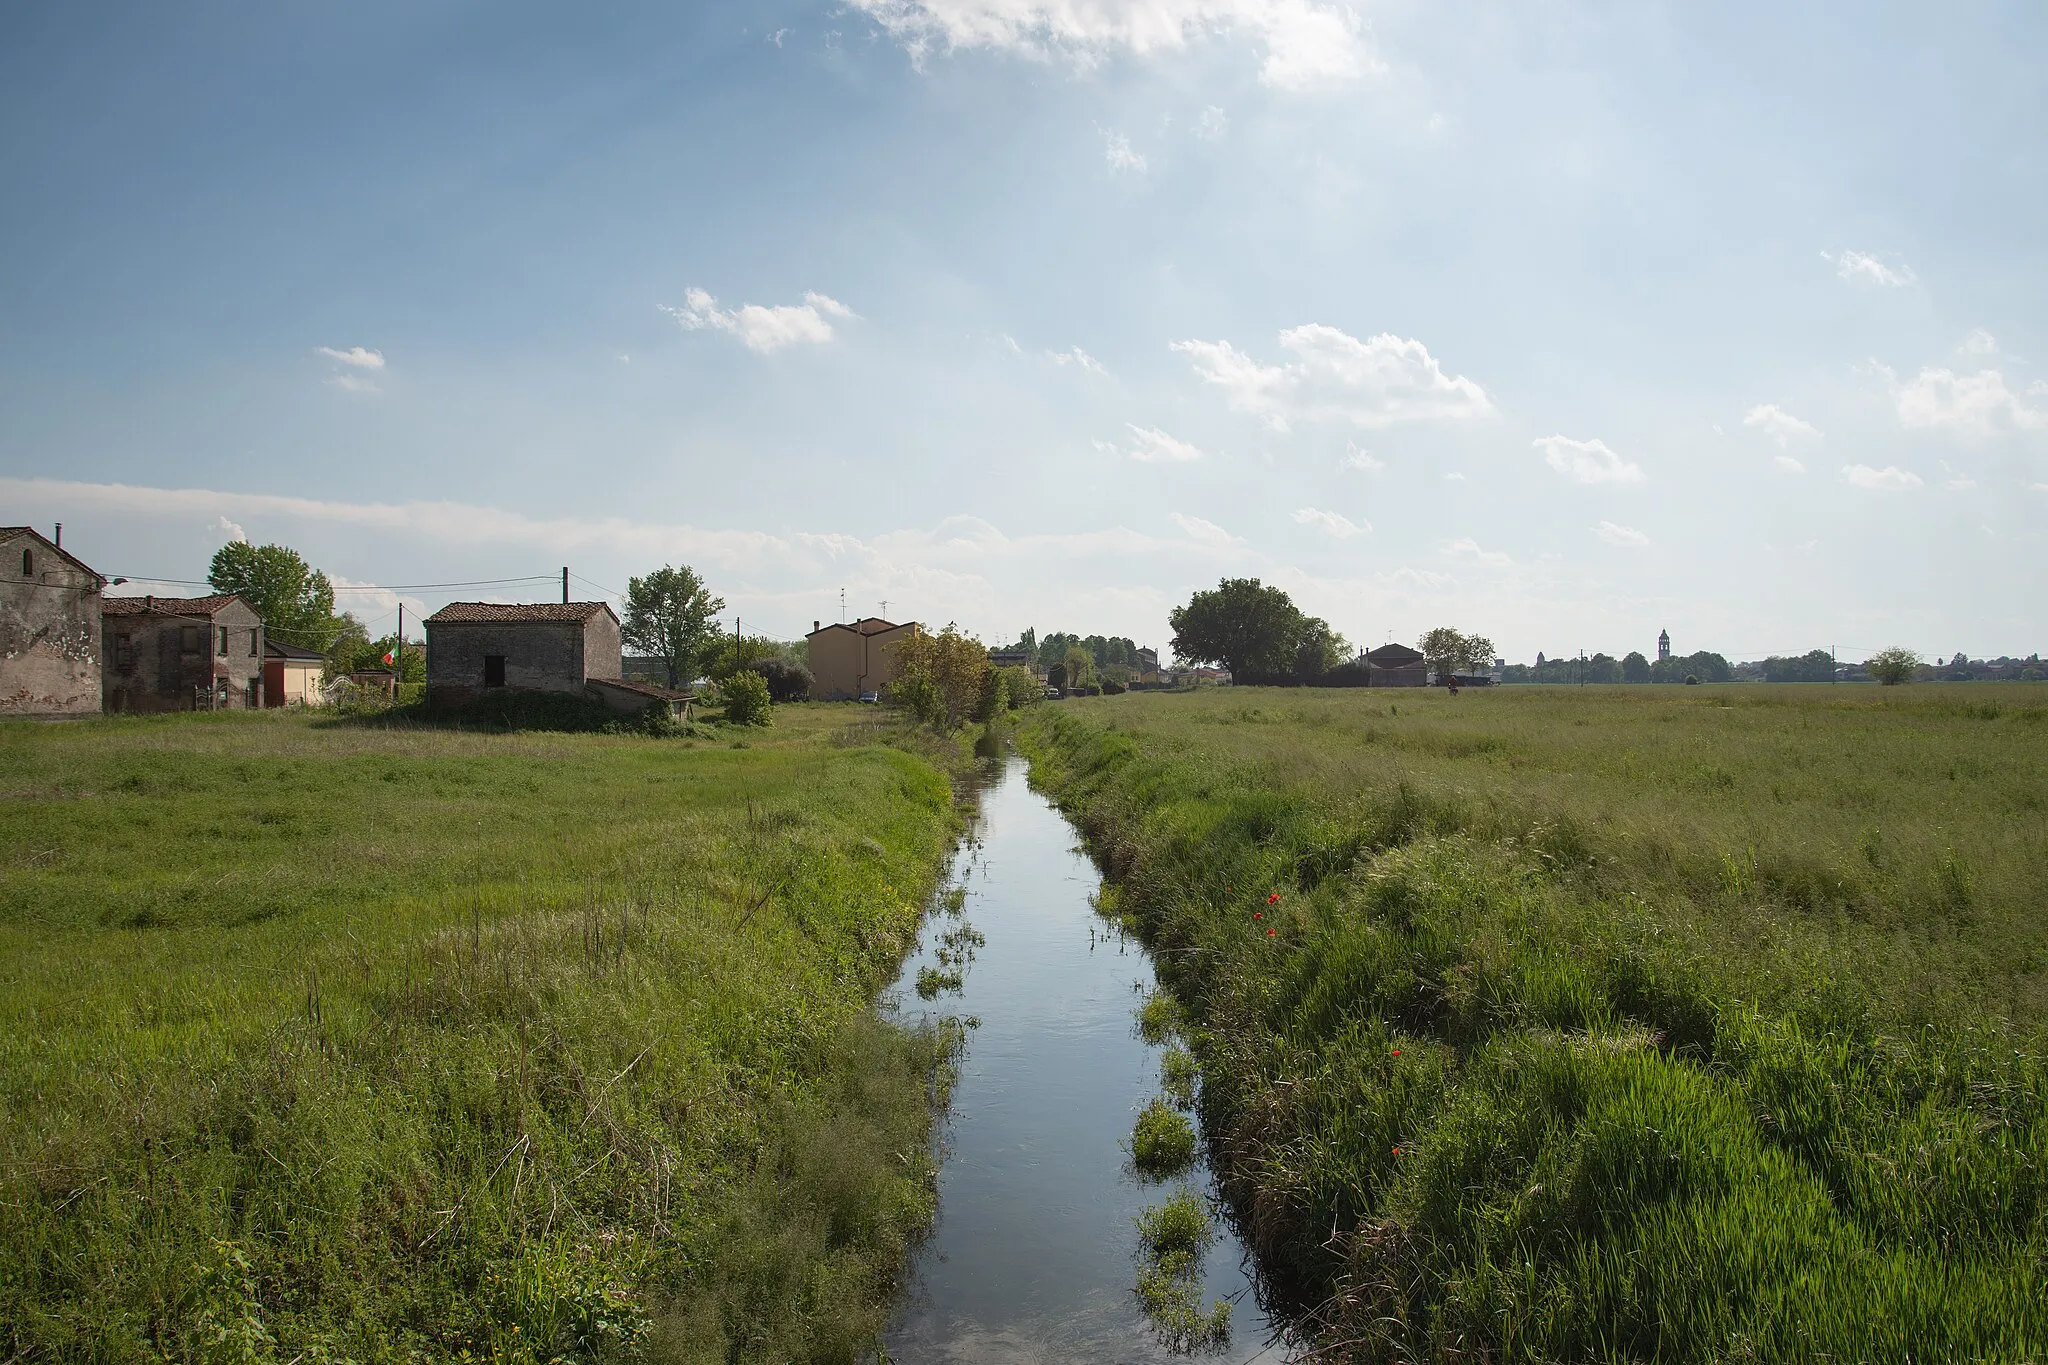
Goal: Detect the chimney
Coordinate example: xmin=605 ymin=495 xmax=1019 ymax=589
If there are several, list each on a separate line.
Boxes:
xmin=53 ymin=523 xmax=61 ymax=548
xmin=813 ymin=620 xmax=820 ymax=634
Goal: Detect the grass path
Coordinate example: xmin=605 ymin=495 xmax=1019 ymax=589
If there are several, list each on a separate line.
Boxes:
xmin=1 ymin=705 xmax=962 ymax=1363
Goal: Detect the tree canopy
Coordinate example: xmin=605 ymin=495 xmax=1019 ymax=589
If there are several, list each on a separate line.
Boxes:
xmin=1168 ymin=578 xmax=1306 ymax=679
xmin=207 ymin=542 xmax=340 ymax=650
xmin=1867 ymin=646 xmax=1922 ymax=686
xmin=1417 ymin=627 xmax=1496 ymax=679
xmin=622 ymin=565 xmax=724 ymax=689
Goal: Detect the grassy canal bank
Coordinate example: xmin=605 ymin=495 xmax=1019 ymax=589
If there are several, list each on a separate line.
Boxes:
xmin=0 ymin=705 xmax=965 ymax=1363
xmin=1022 ymin=685 xmax=2048 ymax=1362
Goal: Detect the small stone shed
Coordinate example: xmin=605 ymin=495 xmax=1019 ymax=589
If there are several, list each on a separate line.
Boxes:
xmin=0 ymin=526 xmax=105 ymax=717
xmin=101 ymin=594 xmax=265 ymax=713
xmin=423 ymin=601 xmax=622 ymax=707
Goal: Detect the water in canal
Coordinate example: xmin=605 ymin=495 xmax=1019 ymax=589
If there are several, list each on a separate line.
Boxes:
xmin=883 ymin=757 xmax=1289 ymax=1364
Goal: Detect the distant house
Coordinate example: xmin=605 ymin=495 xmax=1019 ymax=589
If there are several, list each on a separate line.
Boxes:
xmin=1 ymin=526 xmax=105 ymax=717
xmin=263 ymin=639 xmax=326 ymax=707
xmin=102 ymin=594 xmax=265 ymax=713
xmin=806 ymin=617 xmax=921 ymax=700
xmin=423 ymin=601 xmax=622 ymax=707
xmin=1133 ymin=646 xmax=1162 ymax=684
xmin=988 ymin=648 xmax=1033 ymax=672
xmin=1366 ymin=643 xmax=1428 ymax=688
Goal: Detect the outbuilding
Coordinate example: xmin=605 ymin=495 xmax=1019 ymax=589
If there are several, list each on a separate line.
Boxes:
xmin=1 ymin=526 xmax=105 ymax=717
xmin=423 ymin=601 xmax=622 ymax=707
xmin=263 ymin=639 xmax=327 ymax=707
xmin=1365 ymin=643 xmax=1429 ymax=687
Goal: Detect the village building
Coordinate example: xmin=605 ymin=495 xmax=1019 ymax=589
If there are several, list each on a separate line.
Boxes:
xmin=806 ymin=617 xmax=921 ymax=700
xmin=101 ymin=594 xmax=265 ymax=713
xmin=1 ymin=526 xmax=105 ymax=717
xmin=1365 ymin=642 xmax=1429 ymax=687
xmin=263 ymin=639 xmax=326 ymax=707
xmin=422 ymin=601 xmax=623 ymax=707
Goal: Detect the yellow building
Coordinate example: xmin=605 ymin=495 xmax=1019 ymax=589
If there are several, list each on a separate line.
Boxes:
xmin=805 ymin=617 xmax=920 ymax=700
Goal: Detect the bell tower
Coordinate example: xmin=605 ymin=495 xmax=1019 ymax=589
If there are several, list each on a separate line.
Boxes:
xmin=1657 ymin=629 xmax=1671 ymax=662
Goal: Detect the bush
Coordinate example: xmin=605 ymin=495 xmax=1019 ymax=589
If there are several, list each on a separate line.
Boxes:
xmin=1134 ymin=1190 xmax=1232 ymax=1351
xmin=1101 ymin=679 xmax=1127 ymax=695
xmin=1130 ymin=1099 xmax=1197 ymax=1177
xmin=722 ymin=671 xmax=773 ymax=727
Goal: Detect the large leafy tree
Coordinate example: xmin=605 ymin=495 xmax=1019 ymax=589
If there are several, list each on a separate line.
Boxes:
xmin=1293 ymin=617 xmax=1349 ymax=677
xmin=623 ymin=565 xmax=725 ymax=689
xmin=1168 ymin=578 xmax=1304 ymax=679
xmin=207 ymin=542 xmax=340 ymax=649
xmin=1417 ymin=627 xmax=1497 ymax=680
xmin=1867 ymin=646 xmax=1922 ymax=686
xmin=892 ymin=625 xmax=993 ymax=727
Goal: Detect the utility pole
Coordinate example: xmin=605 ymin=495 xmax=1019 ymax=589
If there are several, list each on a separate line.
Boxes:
xmin=395 ymin=603 xmax=404 ymax=701
xmin=562 ymin=567 xmax=569 ymax=604
xmin=839 ymin=588 xmax=845 ymax=624
xmin=879 ymin=599 xmax=891 ymax=621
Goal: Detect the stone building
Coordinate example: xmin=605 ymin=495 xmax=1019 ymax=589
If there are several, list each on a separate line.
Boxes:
xmin=101 ymin=594 xmax=265 ymax=713
xmin=422 ymin=601 xmax=622 ymax=707
xmin=1 ymin=526 xmax=106 ymax=717
xmin=1365 ymin=642 xmax=1429 ymax=687
xmin=805 ymin=617 xmax=920 ymax=700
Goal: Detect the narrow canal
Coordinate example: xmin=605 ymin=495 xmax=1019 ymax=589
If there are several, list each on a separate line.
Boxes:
xmin=884 ymin=756 xmax=1289 ymax=1363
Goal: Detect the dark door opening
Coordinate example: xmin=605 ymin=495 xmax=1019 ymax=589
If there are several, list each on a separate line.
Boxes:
xmin=484 ymin=655 xmax=506 ymax=688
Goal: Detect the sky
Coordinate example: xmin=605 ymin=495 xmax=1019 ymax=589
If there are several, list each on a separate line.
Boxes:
xmin=2 ymin=0 xmax=2043 ymax=663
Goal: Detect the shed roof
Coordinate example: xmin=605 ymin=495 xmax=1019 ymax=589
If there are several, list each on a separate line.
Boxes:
xmin=102 ymin=593 xmax=247 ymax=618
xmin=1366 ymin=643 xmax=1426 ymax=665
xmin=264 ymin=639 xmax=326 ymax=662
xmin=424 ymin=601 xmax=617 ymax=625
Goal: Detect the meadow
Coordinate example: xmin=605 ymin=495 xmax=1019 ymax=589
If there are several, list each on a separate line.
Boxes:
xmin=0 ymin=705 xmax=964 ymax=1363
xmin=1022 ymin=684 xmax=2048 ymax=1362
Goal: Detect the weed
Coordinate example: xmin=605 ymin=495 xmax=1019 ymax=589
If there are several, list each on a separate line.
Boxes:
xmin=1134 ymin=1189 xmax=1232 ymax=1352
xmin=1130 ymin=1099 xmax=1198 ymax=1178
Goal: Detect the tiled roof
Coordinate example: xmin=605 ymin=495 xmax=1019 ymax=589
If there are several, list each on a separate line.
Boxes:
xmin=264 ymin=639 xmax=326 ymax=661
xmin=588 ymin=677 xmax=693 ymax=700
xmin=1366 ymin=643 xmax=1425 ymax=664
xmin=102 ymin=593 xmax=246 ymax=618
xmin=424 ymin=601 xmax=615 ymax=624
xmin=2 ymin=527 xmax=107 ymax=583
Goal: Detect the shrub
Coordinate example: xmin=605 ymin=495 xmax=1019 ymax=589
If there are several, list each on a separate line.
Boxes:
xmin=722 ymin=671 xmax=773 ymax=727
xmin=746 ymin=657 xmax=812 ymax=703
xmin=1134 ymin=1190 xmax=1232 ymax=1351
xmin=1867 ymin=646 xmax=1923 ymax=686
xmin=1101 ymin=679 xmax=1127 ymax=695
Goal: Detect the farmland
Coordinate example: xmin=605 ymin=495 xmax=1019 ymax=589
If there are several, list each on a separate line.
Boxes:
xmin=0 ymin=706 xmax=962 ymax=1363
xmin=1022 ymin=684 xmax=2048 ymax=1361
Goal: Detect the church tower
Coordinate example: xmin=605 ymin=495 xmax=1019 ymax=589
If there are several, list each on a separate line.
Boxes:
xmin=1657 ymin=629 xmax=1671 ymax=662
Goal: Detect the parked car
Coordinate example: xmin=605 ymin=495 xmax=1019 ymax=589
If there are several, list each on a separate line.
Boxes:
xmin=858 ymin=690 xmax=880 ymax=704
xmin=1044 ymin=686 xmax=1063 ymax=699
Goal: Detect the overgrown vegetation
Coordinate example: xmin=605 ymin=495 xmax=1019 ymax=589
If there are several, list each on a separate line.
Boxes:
xmin=1023 ymin=684 xmax=2048 ymax=1361
xmin=0 ymin=706 xmax=961 ymax=1362
xmin=1133 ymin=1190 xmax=1233 ymax=1352
xmin=1129 ymin=1099 xmax=1198 ymax=1178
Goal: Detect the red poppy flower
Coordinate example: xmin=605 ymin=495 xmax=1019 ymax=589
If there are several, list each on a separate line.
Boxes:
xmin=1266 ymin=929 xmax=1276 ymax=937
xmin=1392 ymin=1146 xmax=1402 ymax=1156
xmin=1266 ymin=892 xmax=1280 ymax=904
xmin=1391 ymin=1049 xmax=1401 ymax=1057
xmin=1253 ymin=911 xmax=1262 ymax=919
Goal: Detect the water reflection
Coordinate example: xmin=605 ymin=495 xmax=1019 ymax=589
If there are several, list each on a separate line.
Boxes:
xmin=884 ymin=758 xmax=1290 ymax=1364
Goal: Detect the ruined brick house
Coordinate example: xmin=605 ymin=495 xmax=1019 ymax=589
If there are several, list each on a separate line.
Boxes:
xmin=101 ymin=594 xmax=265 ymax=714
xmin=0 ymin=526 xmax=105 ymax=717
xmin=423 ymin=602 xmax=623 ymax=707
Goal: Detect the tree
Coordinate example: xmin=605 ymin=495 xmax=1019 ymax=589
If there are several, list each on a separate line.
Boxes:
xmin=1417 ymin=627 xmax=1495 ymax=681
xmin=892 ymin=625 xmax=994 ymax=728
xmin=721 ymin=670 xmax=773 ymax=726
xmin=1293 ymin=618 xmax=1349 ymax=677
xmin=207 ymin=541 xmax=340 ymax=650
xmin=623 ymin=565 xmax=724 ymax=689
xmin=1168 ymin=578 xmax=1304 ymax=679
xmin=1622 ymin=650 xmax=1651 ymax=683
xmin=1867 ymin=646 xmax=1922 ymax=686
xmin=1063 ymin=644 xmax=1094 ymax=690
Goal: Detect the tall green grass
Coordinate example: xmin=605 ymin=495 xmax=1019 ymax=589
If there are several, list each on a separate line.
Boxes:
xmin=0 ymin=706 xmax=963 ymax=1363
xmin=1023 ymin=685 xmax=2048 ymax=1361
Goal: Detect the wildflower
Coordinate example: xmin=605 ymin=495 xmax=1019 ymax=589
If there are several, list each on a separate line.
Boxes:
xmin=1392 ymin=1146 xmax=1402 ymax=1156
xmin=1253 ymin=911 xmax=1262 ymax=920
xmin=1266 ymin=929 xmax=1276 ymax=937
xmin=1391 ymin=1049 xmax=1401 ymax=1057
xmin=1267 ymin=892 xmax=1280 ymax=904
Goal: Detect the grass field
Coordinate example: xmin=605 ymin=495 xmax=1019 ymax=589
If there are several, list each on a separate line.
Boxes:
xmin=0 ymin=704 xmax=963 ymax=1364
xmin=1022 ymin=684 xmax=2048 ymax=1362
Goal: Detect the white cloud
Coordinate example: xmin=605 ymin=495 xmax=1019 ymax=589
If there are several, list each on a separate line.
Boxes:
xmin=1441 ymin=536 xmax=1509 ymax=566
xmin=661 ymin=288 xmax=855 ymax=353
xmin=1742 ymin=403 xmax=1822 ymax=447
xmin=1105 ymin=423 xmax=1205 ymax=462
xmin=1341 ymin=443 xmax=1384 ymax=473
xmin=1292 ymin=507 xmax=1369 ymax=538
xmin=1169 ymin=512 xmax=1239 ymax=545
xmin=2030 ymin=483 xmax=2048 ymax=493
xmin=1173 ymin=326 xmax=1493 ymax=432
xmin=768 ymin=27 xmax=791 ymax=45
xmin=1775 ymin=455 xmax=1807 ymax=474
xmin=1592 ymin=520 xmax=1648 ymax=548
xmin=316 ymin=346 xmax=385 ymax=369
xmin=1826 ymin=250 xmax=1915 ymax=288
xmin=208 ymin=516 xmax=247 ymax=543
xmin=1102 ymin=129 xmax=1148 ymax=174
xmin=1884 ymin=364 xmax=2046 ymax=434
xmin=1048 ymin=346 xmax=1107 ymax=373
xmin=1960 ymin=329 xmax=1999 ymax=357
xmin=849 ymin=0 xmax=1380 ymax=90
xmin=1195 ymin=105 xmax=1228 ymax=139
xmin=1533 ymin=434 xmax=1645 ymax=485
xmin=1941 ymin=461 xmax=1977 ymax=491
xmin=1443 ymin=471 xmax=1466 ymax=482
xmin=326 ymin=373 xmax=380 ymax=394
xmin=1841 ymin=464 xmax=1923 ymax=491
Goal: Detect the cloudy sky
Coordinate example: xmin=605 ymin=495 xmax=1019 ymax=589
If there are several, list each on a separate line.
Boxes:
xmin=2 ymin=1 xmax=2042 ymax=661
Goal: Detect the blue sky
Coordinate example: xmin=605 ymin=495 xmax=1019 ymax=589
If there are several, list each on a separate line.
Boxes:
xmin=3 ymin=0 xmax=2043 ymax=661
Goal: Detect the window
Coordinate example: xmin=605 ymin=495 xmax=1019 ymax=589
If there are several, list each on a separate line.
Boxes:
xmin=217 ymin=627 xmax=229 ymax=657
xmin=114 ymin=633 xmax=133 ymax=672
xmin=484 ymin=655 xmax=507 ymax=688
xmin=249 ymin=629 xmax=260 ymax=657
xmin=181 ymin=625 xmax=201 ymax=654
xmin=19 ymin=549 xmax=30 ymax=577
xmin=247 ymin=679 xmax=261 ymax=708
